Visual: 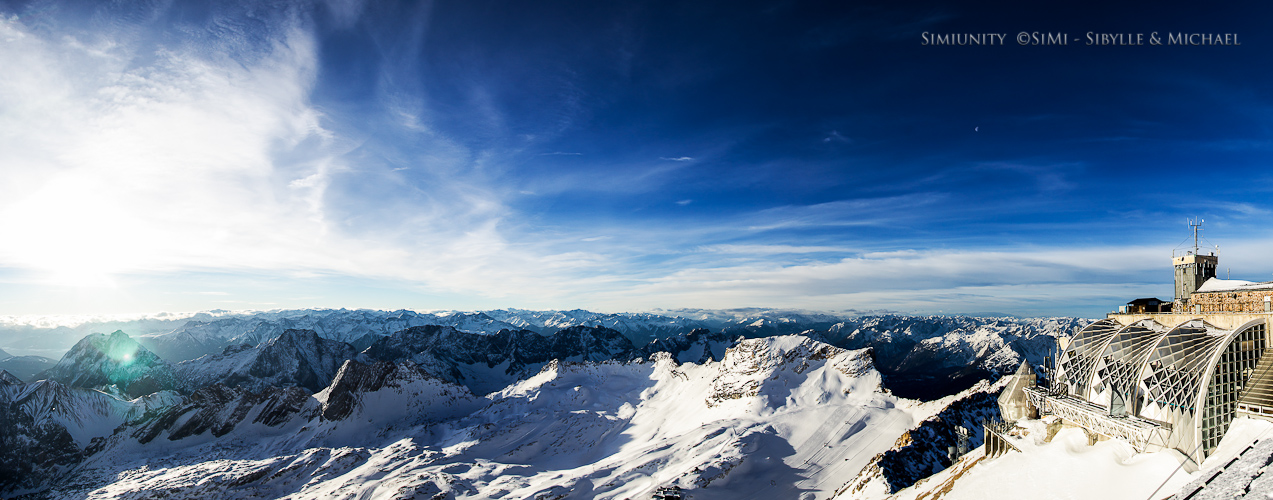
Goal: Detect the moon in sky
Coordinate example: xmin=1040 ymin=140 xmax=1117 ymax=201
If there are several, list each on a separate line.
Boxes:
xmin=974 ymin=126 xmax=979 ymax=132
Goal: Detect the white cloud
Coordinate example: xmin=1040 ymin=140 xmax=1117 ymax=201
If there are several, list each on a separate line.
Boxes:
xmin=823 ymin=130 xmax=849 ymax=143
xmin=659 ymin=156 xmax=694 ymax=161
xmin=0 ymin=14 xmax=569 ymax=299
xmin=746 ymin=194 xmax=945 ymax=230
xmin=577 ymin=245 xmax=1177 ymax=316
xmin=698 ymin=244 xmax=854 ymax=254
xmin=0 ymin=16 xmax=332 ymax=286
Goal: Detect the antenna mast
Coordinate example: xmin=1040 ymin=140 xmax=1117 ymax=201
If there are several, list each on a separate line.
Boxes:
xmin=1188 ymin=218 xmax=1204 ymax=255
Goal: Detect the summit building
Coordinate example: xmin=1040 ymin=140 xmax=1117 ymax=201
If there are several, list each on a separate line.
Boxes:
xmin=1002 ymin=223 xmax=1273 ymax=465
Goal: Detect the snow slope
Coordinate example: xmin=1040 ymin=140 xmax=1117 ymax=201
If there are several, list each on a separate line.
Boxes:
xmin=0 ymin=380 xmax=178 ymax=494
xmin=877 ymin=426 xmax=1194 ymax=500
xmin=871 ymin=417 xmax=1273 ymax=500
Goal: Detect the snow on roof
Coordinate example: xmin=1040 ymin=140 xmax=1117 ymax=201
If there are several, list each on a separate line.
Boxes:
xmin=1196 ymin=278 xmax=1273 ymax=293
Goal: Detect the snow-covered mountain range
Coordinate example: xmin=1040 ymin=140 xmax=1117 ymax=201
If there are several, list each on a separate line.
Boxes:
xmin=0 ymin=309 xmax=1095 ymax=498
xmin=5 ymin=333 xmax=920 ymax=498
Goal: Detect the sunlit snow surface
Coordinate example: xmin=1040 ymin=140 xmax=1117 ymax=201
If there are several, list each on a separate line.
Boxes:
xmin=885 ymin=418 xmax=1273 ymax=500
xmin=51 ymin=336 xmax=923 ymax=499
xmin=914 ymin=429 xmax=1190 ymax=500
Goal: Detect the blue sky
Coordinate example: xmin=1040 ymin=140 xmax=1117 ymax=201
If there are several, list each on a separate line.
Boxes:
xmin=0 ymin=0 xmax=1271 ymax=317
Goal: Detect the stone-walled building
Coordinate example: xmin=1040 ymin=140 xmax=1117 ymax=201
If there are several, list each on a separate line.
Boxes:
xmin=1188 ymin=279 xmax=1273 ymax=313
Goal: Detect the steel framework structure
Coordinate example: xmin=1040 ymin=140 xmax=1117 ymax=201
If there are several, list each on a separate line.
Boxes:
xmin=1044 ymin=318 xmax=1268 ymax=462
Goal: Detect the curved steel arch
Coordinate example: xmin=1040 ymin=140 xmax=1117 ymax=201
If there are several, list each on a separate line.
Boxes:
xmin=1089 ymin=319 xmax=1168 ymax=413
xmin=1138 ymin=319 xmax=1235 ymax=460
xmin=1057 ymin=318 xmax=1123 ymax=399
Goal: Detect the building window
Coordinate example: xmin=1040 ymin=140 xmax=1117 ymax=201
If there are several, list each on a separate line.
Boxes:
xmin=1202 ymin=324 xmax=1266 ymax=454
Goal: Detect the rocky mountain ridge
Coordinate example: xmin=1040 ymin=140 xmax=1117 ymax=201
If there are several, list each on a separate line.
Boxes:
xmin=5 ymin=309 xmax=1088 ymax=388
xmin=174 ymin=329 xmax=357 ymax=393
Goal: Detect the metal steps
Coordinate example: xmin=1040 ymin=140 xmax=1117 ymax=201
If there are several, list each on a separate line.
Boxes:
xmin=1236 ymin=349 xmax=1273 ymax=420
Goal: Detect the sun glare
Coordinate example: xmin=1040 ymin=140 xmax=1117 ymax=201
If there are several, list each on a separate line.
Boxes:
xmin=0 ymin=176 xmax=146 ymax=288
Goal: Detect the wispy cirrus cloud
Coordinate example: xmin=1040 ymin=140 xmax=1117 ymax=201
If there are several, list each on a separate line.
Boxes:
xmin=582 ymin=245 xmax=1175 ymax=315
xmin=0 ymin=7 xmax=567 ymax=302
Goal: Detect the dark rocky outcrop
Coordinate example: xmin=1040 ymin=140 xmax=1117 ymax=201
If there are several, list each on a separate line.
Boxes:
xmin=362 ymin=325 xmax=636 ymax=394
xmin=0 ymin=379 xmax=140 ymax=495
xmin=350 ymin=333 xmax=383 ymax=352
xmin=175 ymin=329 xmax=357 ymax=394
xmin=844 ymin=383 xmax=1005 ymax=496
xmin=132 ymin=384 xmax=312 ymax=444
xmin=321 ymin=360 xmax=416 ymax=421
xmin=636 ymin=328 xmax=734 ymax=364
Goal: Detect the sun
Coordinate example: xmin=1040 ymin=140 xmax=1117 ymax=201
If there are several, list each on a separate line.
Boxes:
xmin=0 ymin=176 xmax=145 ymax=288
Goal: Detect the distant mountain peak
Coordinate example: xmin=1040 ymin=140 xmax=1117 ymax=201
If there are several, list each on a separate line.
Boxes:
xmin=45 ymin=330 xmax=175 ymax=398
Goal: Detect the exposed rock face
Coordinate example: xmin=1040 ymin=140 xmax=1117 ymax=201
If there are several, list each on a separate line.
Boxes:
xmin=320 ymin=360 xmax=402 ymax=421
xmin=841 ymin=379 xmax=1009 ymax=496
xmin=637 ymin=328 xmax=734 ymax=364
xmin=0 ymin=379 xmax=167 ymax=495
xmin=42 ymin=331 xmax=177 ymax=399
xmin=132 ymin=384 xmax=313 ymax=444
xmin=0 ymin=381 xmax=86 ymax=493
xmin=362 ymin=324 xmax=637 ymax=394
xmin=349 ymin=332 xmax=383 ymax=352
xmin=175 ymin=329 xmax=357 ymax=394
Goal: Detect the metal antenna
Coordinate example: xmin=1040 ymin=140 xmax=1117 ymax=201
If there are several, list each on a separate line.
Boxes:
xmin=1187 ymin=218 xmax=1204 ymax=255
